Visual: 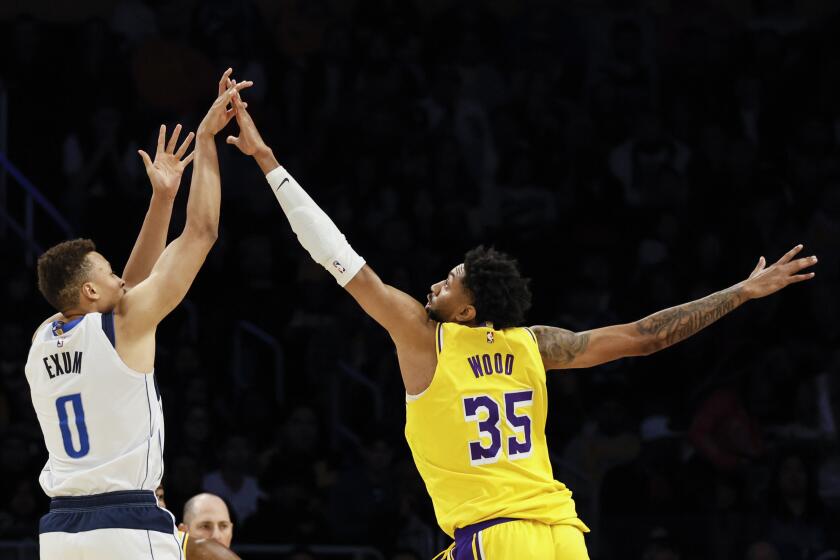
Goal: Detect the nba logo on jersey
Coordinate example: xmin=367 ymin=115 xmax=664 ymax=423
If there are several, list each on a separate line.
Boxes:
xmin=486 ymin=331 xmax=494 ymax=344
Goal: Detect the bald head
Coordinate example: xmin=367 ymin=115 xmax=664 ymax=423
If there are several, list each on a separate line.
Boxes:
xmin=180 ymin=493 xmax=233 ymax=548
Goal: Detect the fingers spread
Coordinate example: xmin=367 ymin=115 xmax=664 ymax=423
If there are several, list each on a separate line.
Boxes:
xmin=751 ymin=256 xmax=765 ymax=275
xmin=234 ymin=80 xmax=253 ymax=92
xmin=166 ymin=124 xmax=182 ymax=153
xmin=218 ymin=68 xmax=233 ymax=96
xmin=227 ymin=81 xmax=253 ymax=99
xmin=182 ymin=151 xmax=195 ymax=167
xmin=138 ymin=149 xmax=153 ymax=168
xmin=789 ymin=272 xmax=816 ymax=283
xmin=794 ymin=255 xmax=818 ymax=270
xmin=156 ymin=124 xmax=166 ymax=154
xmin=777 ymin=244 xmax=804 ymax=265
xmin=175 ymin=131 xmax=195 ymax=159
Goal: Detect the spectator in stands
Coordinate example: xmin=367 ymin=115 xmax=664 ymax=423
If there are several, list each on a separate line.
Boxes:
xmin=179 ymin=492 xmax=234 ymax=549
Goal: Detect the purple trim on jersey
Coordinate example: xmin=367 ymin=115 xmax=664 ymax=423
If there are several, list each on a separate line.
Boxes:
xmin=437 ymin=323 xmax=444 ymax=353
xmin=524 ymin=327 xmax=537 ymax=343
xmin=453 ymin=518 xmax=516 ymax=559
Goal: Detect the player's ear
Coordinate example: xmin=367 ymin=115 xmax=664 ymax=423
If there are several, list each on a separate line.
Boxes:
xmin=81 ymin=281 xmax=99 ymax=302
xmin=177 ymin=522 xmax=188 ymax=532
xmin=455 ymin=304 xmax=476 ymax=323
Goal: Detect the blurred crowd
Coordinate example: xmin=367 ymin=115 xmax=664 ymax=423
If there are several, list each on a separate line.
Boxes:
xmin=1 ymin=0 xmax=840 ymax=559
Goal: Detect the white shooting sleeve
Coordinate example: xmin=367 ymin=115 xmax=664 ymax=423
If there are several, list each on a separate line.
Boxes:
xmin=266 ymin=166 xmax=365 ymax=286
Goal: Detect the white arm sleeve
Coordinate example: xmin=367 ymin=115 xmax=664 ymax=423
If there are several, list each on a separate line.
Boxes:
xmin=266 ymin=166 xmax=365 ymax=286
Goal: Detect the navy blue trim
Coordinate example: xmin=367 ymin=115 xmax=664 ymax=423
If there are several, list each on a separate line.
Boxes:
xmin=172 ymin=527 xmax=184 ymax=560
xmin=52 ymin=316 xmax=84 ymax=336
xmin=101 ymin=312 xmax=116 ymax=348
xmin=141 ymin=376 xmax=152 ymax=488
xmin=40 ymin=491 xmax=174 ymax=535
xmin=147 ymin=530 xmax=156 ymax=559
xmin=453 ymin=518 xmax=516 ymax=559
xmin=152 ymin=373 xmax=161 ymax=401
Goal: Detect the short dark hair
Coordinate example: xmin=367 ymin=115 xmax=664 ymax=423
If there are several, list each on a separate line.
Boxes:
xmin=37 ymin=238 xmax=96 ymax=312
xmin=462 ymin=246 xmax=532 ymax=329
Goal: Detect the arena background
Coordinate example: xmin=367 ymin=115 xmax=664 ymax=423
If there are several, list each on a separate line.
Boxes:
xmin=1 ymin=0 xmax=839 ymax=559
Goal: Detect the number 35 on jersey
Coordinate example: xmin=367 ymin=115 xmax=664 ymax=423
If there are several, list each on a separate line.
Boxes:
xmin=463 ymin=389 xmax=533 ymax=466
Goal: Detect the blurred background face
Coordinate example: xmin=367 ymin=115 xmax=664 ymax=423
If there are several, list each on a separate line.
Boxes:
xmin=155 ymin=484 xmax=166 ymax=508
xmin=779 ymin=455 xmax=808 ymax=499
xmin=223 ymin=436 xmax=251 ymax=471
xmin=284 ymin=405 xmax=319 ymax=452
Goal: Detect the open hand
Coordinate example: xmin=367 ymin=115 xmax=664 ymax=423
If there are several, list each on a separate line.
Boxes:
xmin=197 ymin=69 xmax=253 ymax=136
xmin=225 ymin=88 xmax=267 ymax=156
xmin=742 ymin=244 xmax=817 ymax=299
xmin=138 ymin=124 xmax=194 ymax=201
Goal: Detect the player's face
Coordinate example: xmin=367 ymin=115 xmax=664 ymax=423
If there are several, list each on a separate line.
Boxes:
xmin=83 ymin=252 xmax=126 ymax=311
xmin=154 ymin=485 xmax=166 ymax=508
xmin=189 ymin=501 xmax=233 ymax=548
xmin=425 ymin=263 xmax=475 ymax=324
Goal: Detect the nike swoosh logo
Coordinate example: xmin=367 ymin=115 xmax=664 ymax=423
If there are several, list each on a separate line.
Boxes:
xmin=274 ymin=177 xmax=289 ymax=192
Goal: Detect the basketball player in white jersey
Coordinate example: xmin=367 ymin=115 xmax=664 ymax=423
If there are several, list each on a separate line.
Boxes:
xmin=25 ymin=70 xmax=252 ymax=560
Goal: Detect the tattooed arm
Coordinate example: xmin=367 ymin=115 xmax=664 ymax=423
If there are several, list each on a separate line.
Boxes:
xmin=532 ymin=244 xmax=817 ymax=370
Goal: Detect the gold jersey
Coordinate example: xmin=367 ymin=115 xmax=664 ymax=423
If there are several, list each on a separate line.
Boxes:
xmin=405 ymin=322 xmax=586 ymax=537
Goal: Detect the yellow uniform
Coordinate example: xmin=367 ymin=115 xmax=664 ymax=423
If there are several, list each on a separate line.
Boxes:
xmin=177 ymin=530 xmax=189 ymax=556
xmin=405 ymin=322 xmax=589 ymax=559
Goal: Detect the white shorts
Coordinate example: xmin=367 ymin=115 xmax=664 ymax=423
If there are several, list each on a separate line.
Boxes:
xmin=39 ymin=490 xmax=184 ymax=560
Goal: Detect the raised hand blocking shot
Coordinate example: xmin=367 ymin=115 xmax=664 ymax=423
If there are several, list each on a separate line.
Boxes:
xmin=226 ymin=91 xmax=817 ymax=560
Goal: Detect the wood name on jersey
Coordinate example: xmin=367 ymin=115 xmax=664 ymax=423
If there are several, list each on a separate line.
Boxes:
xmin=466 ymin=353 xmax=515 ymax=378
xmin=43 ymin=351 xmax=83 ymax=379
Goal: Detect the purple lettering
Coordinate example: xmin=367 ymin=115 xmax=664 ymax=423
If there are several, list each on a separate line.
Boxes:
xmin=467 ymin=356 xmax=483 ymax=378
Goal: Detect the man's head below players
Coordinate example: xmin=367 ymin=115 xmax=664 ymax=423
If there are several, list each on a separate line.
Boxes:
xmin=37 ymin=239 xmax=126 ymax=315
xmin=179 ymin=493 xmax=234 ymax=548
xmin=425 ymin=246 xmax=532 ymax=329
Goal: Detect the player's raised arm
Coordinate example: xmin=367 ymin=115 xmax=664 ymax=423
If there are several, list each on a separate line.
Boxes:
xmin=532 ymin=245 xmax=818 ymax=370
xmin=226 ymin=96 xmax=436 ymax=389
xmin=121 ymin=124 xmax=195 ymax=288
xmin=119 ymin=72 xmax=253 ymax=331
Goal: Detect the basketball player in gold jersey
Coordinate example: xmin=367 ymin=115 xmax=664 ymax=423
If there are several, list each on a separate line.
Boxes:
xmin=224 ymin=92 xmax=817 ymax=558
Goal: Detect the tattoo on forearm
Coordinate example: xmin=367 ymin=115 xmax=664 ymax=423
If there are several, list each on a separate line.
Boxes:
xmin=635 ymin=287 xmax=744 ymax=349
xmin=535 ymin=327 xmax=591 ymax=367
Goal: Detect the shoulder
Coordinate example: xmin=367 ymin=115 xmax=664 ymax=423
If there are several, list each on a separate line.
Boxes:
xmin=32 ymin=313 xmax=62 ymax=342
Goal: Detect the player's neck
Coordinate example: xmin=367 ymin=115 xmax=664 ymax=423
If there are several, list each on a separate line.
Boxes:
xmin=59 ymin=304 xmax=97 ymax=322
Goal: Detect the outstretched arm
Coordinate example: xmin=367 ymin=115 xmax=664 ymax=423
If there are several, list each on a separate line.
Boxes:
xmin=533 ymin=245 xmax=817 ymax=370
xmin=120 ymin=72 xmax=252 ymax=329
xmin=227 ymin=97 xmax=436 ymax=391
xmin=122 ymin=124 xmax=195 ymax=288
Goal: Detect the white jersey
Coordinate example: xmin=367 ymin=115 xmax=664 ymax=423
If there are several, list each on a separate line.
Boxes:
xmin=25 ymin=312 xmax=165 ymax=497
